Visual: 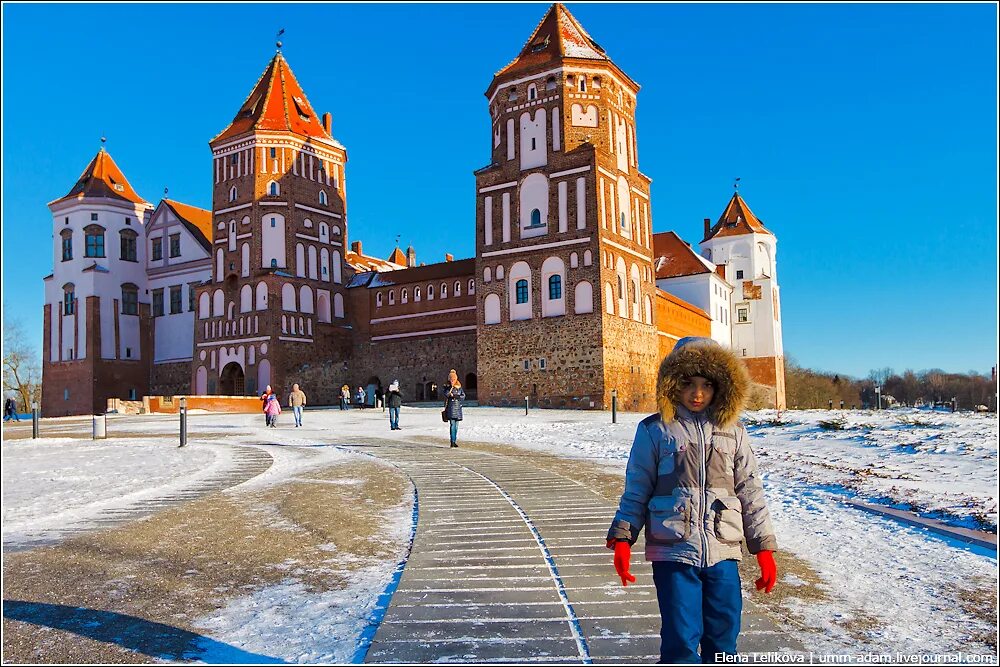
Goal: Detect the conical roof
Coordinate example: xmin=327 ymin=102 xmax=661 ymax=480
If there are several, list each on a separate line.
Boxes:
xmin=495 ymin=3 xmax=609 ymax=79
xmin=50 ymin=148 xmax=149 ymax=207
xmin=212 ymin=51 xmax=340 ymax=146
xmin=703 ymin=192 xmax=773 ymax=243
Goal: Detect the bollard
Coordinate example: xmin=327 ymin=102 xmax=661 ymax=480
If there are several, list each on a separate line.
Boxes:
xmin=525 ymin=396 xmax=529 ymax=416
xmin=612 ymin=389 xmax=618 ymax=424
xmin=31 ymin=402 xmax=39 ymax=439
xmin=179 ymin=397 xmax=188 ymax=448
xmin=840 ymin=400 xmax=845 ymax=410
xmin=829 ymin=400 xmax=833 ymax=410
xmin=92 ymin=413 xmax=107 ymax=439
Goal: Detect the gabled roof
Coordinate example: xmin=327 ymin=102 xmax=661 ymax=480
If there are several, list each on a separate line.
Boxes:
xmin=652 ymin=231 xmax=718 ymax=280
xmin=212 ymin=51 xmax=341 ymax=147
xmin=50 ymin=148 xmax=150 ymax=208
xmin=345 ymin=250 xmax=406 ymax=274
xmin=493 ymin=3 xmax=612 ymax=80
xmin=703 ymin=192 xmax=773 ymax=243
xmin=161 ymin=199 xmax=213 ymax=251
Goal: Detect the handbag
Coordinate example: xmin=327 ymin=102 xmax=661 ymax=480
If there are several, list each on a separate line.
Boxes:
xmin=441 ymin=409 xmax=448 ymax=423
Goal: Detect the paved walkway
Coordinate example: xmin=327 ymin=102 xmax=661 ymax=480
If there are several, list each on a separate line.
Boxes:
xmin=352 ymin=441 xmax=805 ymax=664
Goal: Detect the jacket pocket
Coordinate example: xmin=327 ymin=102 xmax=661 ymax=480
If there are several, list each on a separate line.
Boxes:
xmin=712 ymin=496 xmax=745 ymax=544
xmin=646 ymin=495 xmax=690 ymax=543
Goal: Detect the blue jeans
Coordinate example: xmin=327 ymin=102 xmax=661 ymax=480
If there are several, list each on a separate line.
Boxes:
xmin=652 ymin=559 xmax=742 ymax=664
xmin=389 ymin=407 xmax=400 ymax=429
xmin=293 ymin=405 xmax=303 ymax=426
xmin=449 ymin=418 xmax=459 ymax=444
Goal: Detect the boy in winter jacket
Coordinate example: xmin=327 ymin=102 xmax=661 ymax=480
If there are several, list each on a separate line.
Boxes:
xmin=606 ymin=336 xmax=778 ymax=663
xmin=263 ymin=394 xmax=281 ymax=428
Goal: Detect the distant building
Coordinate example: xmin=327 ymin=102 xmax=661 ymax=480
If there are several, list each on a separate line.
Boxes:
xmin=41 ymin=3 xmax=784 ymax=415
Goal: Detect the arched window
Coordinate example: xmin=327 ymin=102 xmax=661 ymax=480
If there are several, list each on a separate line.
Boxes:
xmin=530 ymin=209 xmax=541 ymax=227
xmin=62 ymin=283 xmax=76 ymax=315
xmin=60 ymin=229 xmax=73 ymax=261
xmin=281 ymin=283 xmax=296 ymax=311
xmin=584 ymin=249 xmax=593 ymax=266
xmin=296 ymin=243 xmax=306 ymax=277
xmin=255 ymin=282 xmax=268 ymax=310
xmin=574 ymin=281 xmax=594 ymax=314
xmin=333 ymin=293 xmax=345 ymax=318
xmin=199 ymin=292 xmax=210 ymax=319
xmin=319 ymin=223 xmax=329 ymax=243
xmin=507 ymin=87 xmax=518 ymax=102
xmin=484 ymin=267 xmax=492 ymax=283
xmin=84 ymin=225 xmax=105 ymax=258
xmin=570 ymin=252 xmax=579 ymax=268
xmin=319 ymin=190 xmax=328 ymax=205
xmin=605 ymin=283 xmax=615 ymax=314
xmin=548 ymin=275 xmax=562 ymax=300
xmin=441 ymin=283 xmax=448 ymax=299
xmin=579 ymin=76 xmax=587 ymax=92
xmin=428 ymin=284 xmax=435 ymax=299
xmin=268 ymin=181 xmax=279 ymax=196
xmin=119 ymin=229 xmax=138 ymax=262
xmin=469 ymin=279 xmax=476 ymax=295
xmin=527 ymin=84 xmax=537 ymax=100
xmin=516 ymin=279 xmax=529 ymax=304
xmin=229 ymin=186 xmax=237 ymax=202
xmin=454 ymin=280 xmax=462 ymax=297
xmin=389 ymin=290 xmax=396 ymax=305
xmin=415 ymin=286 xmax=422 ymax=302
xmin=300 ymin=285 xmax=314 ymax=314
xmin=496 ymin=265 xmax=504 ymax=280
xmin=401 ymin=288 xmax=408 ymax=304
xmin=121 ymin=283 xmax=139 ymax=315
xmin=376 ymin=292 xmax=383 ymax=308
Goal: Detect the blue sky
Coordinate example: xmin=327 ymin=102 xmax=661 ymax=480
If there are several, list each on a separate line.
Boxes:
xmin=2 ymin=2 xmax=997 ymax=378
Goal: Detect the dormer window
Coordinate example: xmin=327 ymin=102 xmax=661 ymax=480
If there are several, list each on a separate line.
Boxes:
xmin=292 ymin=96 xmax=311 ymax=120
xmin=530 ymin=36 xmax=549 ymax=53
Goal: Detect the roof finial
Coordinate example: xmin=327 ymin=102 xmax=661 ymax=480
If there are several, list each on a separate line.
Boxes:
xmin=276 ymin=28 xmax=285 ymax=51
xmin=734 ymin=176 xmax=741 ymax=194
xmin=100 ymin=134 xmax=107 ymax=151
xmin=164 ymin=187 xmax=169 ymax=197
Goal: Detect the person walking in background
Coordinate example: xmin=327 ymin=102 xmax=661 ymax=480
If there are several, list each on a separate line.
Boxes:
xmin=340 ymin=384 xmax=350 ymax=410
xmin=444 ymin=369 xmax=465 ymax=448
xmin=356 ymin=386 xmax=367 ymax=409
xmin=263 ymin=392 xmax=282 ymax=428
xmin=289 ymin=383 xmax=307 ymax=428
xmin=260 ymin=385 xmax=274 ymax=427
xmin=605 ymin=337 xmax=778 ymax=664
xmin=3 ymin=397 xmax=19 ymax=422
xmin=387 ymin=380 xmax=403 ymax=430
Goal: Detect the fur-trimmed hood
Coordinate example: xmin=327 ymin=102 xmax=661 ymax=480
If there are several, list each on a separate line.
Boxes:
xmin=656 ymin=336 xmax=750 ymax=429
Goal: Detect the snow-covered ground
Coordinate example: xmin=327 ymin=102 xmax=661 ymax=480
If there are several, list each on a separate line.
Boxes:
xmin=2 ymin=405 xmax=996 ymax=660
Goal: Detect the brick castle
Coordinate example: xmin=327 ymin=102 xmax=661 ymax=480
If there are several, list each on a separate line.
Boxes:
xmin=42 ymin=4 xmax=785 ymax=417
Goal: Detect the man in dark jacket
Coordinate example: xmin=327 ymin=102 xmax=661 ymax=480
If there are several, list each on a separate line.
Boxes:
xmin=387 ymin=380 xmax=403 ymax=430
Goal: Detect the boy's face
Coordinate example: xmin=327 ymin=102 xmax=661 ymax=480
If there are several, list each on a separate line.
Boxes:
xmin=679 ymin=375 xmax=715 ymax=413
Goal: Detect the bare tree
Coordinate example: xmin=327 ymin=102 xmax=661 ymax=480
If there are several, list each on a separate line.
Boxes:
xmin=3 ymin=316 xmax=42 ymax=412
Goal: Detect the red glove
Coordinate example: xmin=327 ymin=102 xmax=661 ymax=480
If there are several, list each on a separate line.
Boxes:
xmin=755 ymin=550 xmax=777 ymax=593
xmin=606 ymin=539 xmax=636 ymax=586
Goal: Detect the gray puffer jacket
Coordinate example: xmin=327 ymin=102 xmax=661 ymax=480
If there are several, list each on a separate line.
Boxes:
xmin=607 ymin=337 xmax=777 ymax=567
xmin=444 ymin=385 xmax=465 ymax=420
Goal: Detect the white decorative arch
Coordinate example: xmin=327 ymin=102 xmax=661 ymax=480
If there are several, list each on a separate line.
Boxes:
xmin=240 ymin=284 xmax=253 ymax=313
xmin=308 ymin=246 xmax=318 ymax=280
xmin=454 ymin=280 xmax=462 ymax=297
xmin=332 ymin=250 xmax=342 ymax=284
xmin=605 ymin=282 xmax=615 ymax=314
xmin=644 ymin=294 xmax=653 ymax=324
xmin=257 ymin=359 xmax=271 ymax=391
xmin=496 ymin=265 xmax=504 ymax=280
xmin=319 ymin=222 xmax=329 ymax=243
xmin=376 ymin=292 xmax=383 ymax=308
xmin=571 ymin=103 xmax=599 ymax=127
xmin=519 ymin=108 xmax=547 ymax=170
xmin=574 ymin=281 xmax=594 ymax=314
xmin=215 ymin=248 xmax=224 ymax=281
xmin=484 ymin=293 xmax=501 ymax=325
xmin=333 ymin=292 xmax=345 ymax=318
xmin=281 ymin=283 xmax=296 ymax=311
xmin=469 ymin=278 xmax=475 ymax=295
xmin=296 ymin=243 xmax=306 ymax=277
xmin=519 ymin=172 xmax=549 ymax=239
xmin=300 ymin=285 xmax=314 ymax=314
xmin=484 ymin=267 xmax=492 ymax=283
xmin=213 ymin=289 xmax=224 ymax=317
xmin=255 ymin=282 xmax=268 ymax=310
xmin=570 ymin=252 xmax=579 ymax=268
xmin=615 ymin=257 xmax=628 ymax=317
xmin=317 ymin=291 xmax=331 ymax=322
xmin=617 ymin=175 xmax=632 ymax=238
xmin=630 ymin=262 xmax=642 ymax=321
xmin=241 ymin=243 xmax=250 ymax=277
xmin=320 ymin=248 xmax=330 ymax=281
xmin=198 ymin=292 xmax=210 ymax=319
xmin=541 ymin=255 xmax=566 ymax=317
xmin=195 ymin=366 xmax=208 ymax=394
xmin=508 ymin=260 xmax=532 ymax=321
xmin=262 ymin=213 xmax=286 ymax=268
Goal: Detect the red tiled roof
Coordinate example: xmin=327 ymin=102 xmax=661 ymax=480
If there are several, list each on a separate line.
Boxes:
xmin=345 ymin=251 xmax=406 ymax=273
xmin=703 ymin=192 xmax=773 ymax=243
xmin=652 ymin=231 xmax=716 ymax=279
xmin=387 ymin=247 xmax=407 ymax=266
xmin=163 ymin=199 xmax=213 ymax=251
xmin=494 ymin=3 xmax=610 ymax=80
xmin=212 ymin=52 xmax=336 ymax=145
xmin=50 ymin=148 xmax=149 ymax=207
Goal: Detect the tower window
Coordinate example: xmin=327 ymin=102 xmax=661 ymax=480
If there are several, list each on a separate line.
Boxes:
xmin=170 ymin=285 xmax=182 ymax=314
xmin=531 ymin=137 xmax=537 ymax=150
xmin=121 ymin=284 xmax=139 ymax=316
xmin=271 ymin=258 xmax=278 ymax=268
xmin=545 ymin=76 xmax=557 ymax=91
xmin=230 ymin=186 xmax=237 ymax=202
xmin=84 ymin=226 xmax=105 ymax=258
xmin=579 ymin=77 xmax=587 ymax=93
xmin=528 ymin=84 xmax=537 ymax=101
xmin=270 ymin=147 xmax=277 ymax=158
xmin=516 ymin=279 xmax=529 ymax=304
xmin=60 ymin=230 xmax=73 ymax=261
xmin=539 ymin=358 xmax=547 ymax=370
xmin=530 ymin=209 xmax=542 ymax=227
xmin=188 ymin=284 xmax=196 ymax=311
xmin=90 ymin=213 xmax=98 ymax=222
xmin=125 ymin=217 xmax=131 ymax=226
xmin=319 ymin=190 xmax=328 ymax=205
xmin=268 ymin=181 xmax=279 ymax=196
xmin=736 ymin=270 xmax=744 ymax=279
xmin=120 ymin=230 xmax=138 ymax=262
xmin=63 ymin=285 xmax=76 ymax=315
xmin=507 ymin=88 xmax=518 ymax=102
xmin=737 ymin=307 xmax=749 ymax=323
xmin=152 ymin=289 xmax=164 ymax=317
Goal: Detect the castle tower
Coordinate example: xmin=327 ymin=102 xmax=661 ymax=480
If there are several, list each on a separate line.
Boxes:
xmin=474 ymin=3 xmax=659 ymax=410
xmin=700 ymin=191 xmax=786 ymax=409
xmin=193 ymin=48 xmax=350 ymax=400
xmin=42 ymin=147 xmax=154 ymax=416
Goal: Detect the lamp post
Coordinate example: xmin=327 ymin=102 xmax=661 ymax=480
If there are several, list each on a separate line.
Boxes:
xmin=875 ymin=386 xmax=882 ymax=411
xmin=611 ymin=389 xmax=618 ymax=424
xmin=31 ymin=401 xmax=39 ymax=439
xmin=525 ymin=395 xmax=529 ymax=416
xmin=179 ymin=397 xmax=188 ymax=447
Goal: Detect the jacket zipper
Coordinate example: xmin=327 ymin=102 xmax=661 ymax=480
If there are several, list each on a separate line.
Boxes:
xmin=697 ymin=417 xmax=708 ymax=568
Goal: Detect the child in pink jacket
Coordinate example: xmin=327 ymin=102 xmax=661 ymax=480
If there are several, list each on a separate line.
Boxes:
xmin=263 ymin=393 xmax=281 ymax=428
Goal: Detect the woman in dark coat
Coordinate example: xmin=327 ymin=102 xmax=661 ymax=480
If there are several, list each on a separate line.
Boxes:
xmin=444 ymin=369 xmax=465 ymax=448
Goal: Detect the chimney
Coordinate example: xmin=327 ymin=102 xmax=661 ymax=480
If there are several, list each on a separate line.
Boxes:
xmin=351 ymin=240 xmax=362 ymax=255
xmin=703 ymin=218 xmax=712 ymax=238
xmin=445 ymin=253 xmax=454 ymax=262
xmin=322 ymin=112 xmax=332 ymax=135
